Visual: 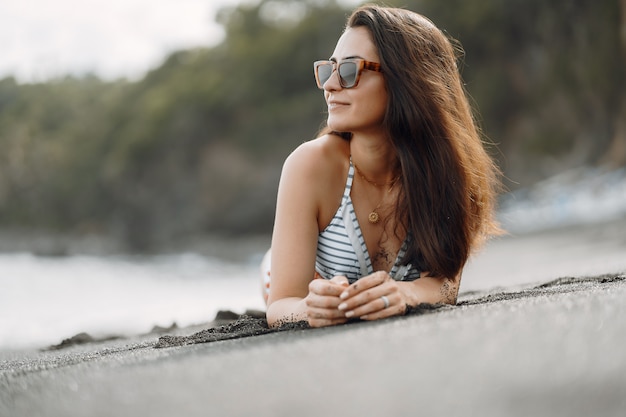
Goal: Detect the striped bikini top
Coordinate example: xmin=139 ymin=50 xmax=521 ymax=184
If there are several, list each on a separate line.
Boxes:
xmin=315 ymin=159 xmax=421 ymax=283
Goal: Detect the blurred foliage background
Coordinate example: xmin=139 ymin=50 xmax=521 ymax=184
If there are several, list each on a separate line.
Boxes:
xmin=0 ymin=0 xmax=624 ymax=251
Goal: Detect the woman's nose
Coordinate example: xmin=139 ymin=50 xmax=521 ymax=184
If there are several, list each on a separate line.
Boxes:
xmin=323 ymin=68 xmax=342 ymax=91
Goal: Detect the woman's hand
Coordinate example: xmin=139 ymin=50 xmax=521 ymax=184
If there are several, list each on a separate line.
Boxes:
xmin=305 ymin=275 xmax=350 ymax=327
xmin=337 ymin=271 xmax=407 ymax=320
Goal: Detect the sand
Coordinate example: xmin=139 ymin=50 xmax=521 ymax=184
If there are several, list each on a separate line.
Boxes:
xmin=1 ymin=272 xmax=625 ymax=417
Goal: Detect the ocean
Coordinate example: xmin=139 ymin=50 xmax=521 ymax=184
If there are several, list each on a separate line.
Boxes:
xmin=0 ymin=252 xmax=267 ymax=350
xmin=1 ymin=166 xmax=625 ymax=350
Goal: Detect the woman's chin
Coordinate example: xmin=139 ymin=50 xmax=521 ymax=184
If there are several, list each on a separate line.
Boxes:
xmin=326 ymin=119 xmax=350 ymax=133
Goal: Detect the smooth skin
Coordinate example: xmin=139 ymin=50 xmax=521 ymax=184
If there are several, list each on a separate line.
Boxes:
xmin=266 ymin=27 xmax=460 ymax=328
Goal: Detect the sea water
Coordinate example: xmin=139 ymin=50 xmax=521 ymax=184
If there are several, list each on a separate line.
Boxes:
xmin=0 ymin=252 xmax=267 ymax=350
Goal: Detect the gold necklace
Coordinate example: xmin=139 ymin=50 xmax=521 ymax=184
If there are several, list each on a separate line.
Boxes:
xmin=353 ymin=161 xmax=401 ymax=224
xmin=353 ymin=162 xmax=400 ymax=188
xmin=367 ymin=181 xmax=397 ymax=224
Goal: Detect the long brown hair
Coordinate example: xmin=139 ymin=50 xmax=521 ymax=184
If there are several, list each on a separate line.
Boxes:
xmin=329 ymin=5 xmax=502 ymax=278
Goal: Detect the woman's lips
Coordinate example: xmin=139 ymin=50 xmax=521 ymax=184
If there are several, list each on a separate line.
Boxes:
xmin=328 ymin=100 xmax=349 ymax=109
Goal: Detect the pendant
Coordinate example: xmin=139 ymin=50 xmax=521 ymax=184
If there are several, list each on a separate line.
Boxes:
xmin=368 ymin=211 xmax=380 ymax=224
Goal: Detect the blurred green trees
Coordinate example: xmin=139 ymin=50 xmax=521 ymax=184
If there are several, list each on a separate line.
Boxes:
xmin=0 ymin=0 xmax=623 ymax=250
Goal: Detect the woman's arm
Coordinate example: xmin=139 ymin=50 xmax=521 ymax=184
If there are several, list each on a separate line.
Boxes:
xmin=266 ymin=144 xmax=319 ymax=326
xmin=266 ymin=136 xmax=350 ymax=327
xmin=398 ymin=272 xmax=461 ymax=306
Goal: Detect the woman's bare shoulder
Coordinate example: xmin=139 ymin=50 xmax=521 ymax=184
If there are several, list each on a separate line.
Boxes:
xmin=283 ymin=134 xmax=350 ymax=177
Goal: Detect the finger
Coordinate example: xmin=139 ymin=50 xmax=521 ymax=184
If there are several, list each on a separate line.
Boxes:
xmin=305 ymin=292 xmax=343 ymax=309
xmin=338 ymin=295 xmax=393 ymax=318
xmin=306 ymin=304 xmax=348 ymax=326
xmin=338 ymin=286 xmax=385 ymax=312
xmin=340 ymin=271 xmax=389 ymax=300
xmin=360 ymin=301 xmax=407 ymax=321
xmin=330 ymin=275 xmax=350 ymax=287
xmin=308 ymin=316 xmax=348 ymax=328
xmin=338 ymin=292 xmax=406 ymax=320
xmin=309 ymin=278 xmax=346 ymax=297
xmin=338 ymin=274 xmax=393 ymax=311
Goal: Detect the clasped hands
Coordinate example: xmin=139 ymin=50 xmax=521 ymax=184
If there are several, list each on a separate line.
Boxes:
xmin=305 ymin=271 xmax=407 ymax=328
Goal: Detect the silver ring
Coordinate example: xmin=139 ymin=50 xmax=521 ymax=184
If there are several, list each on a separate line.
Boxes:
xmin=380 ymin=295 xmax=390 ymax=309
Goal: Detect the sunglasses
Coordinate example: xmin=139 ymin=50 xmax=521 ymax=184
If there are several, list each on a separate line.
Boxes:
xmin=313 ymin=59 xmax=382 ymax=89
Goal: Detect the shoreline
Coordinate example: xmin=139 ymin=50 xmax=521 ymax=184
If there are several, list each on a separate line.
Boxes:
xmin=2 ymin=213 xmax=625 ymax=351
xmin=2 ymin=215 xmax=624 ymax=353
xmin=5 ymin=273 xmax=623 ymax=355
xmin=2 ymin=272 xmax=623 ymax=357
xmin=2 ymin=272 xmax=625 ymax=416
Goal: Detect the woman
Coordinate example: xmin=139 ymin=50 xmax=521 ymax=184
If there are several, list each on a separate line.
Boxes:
xmin=265 ymin=4 xmax=501 ymax=328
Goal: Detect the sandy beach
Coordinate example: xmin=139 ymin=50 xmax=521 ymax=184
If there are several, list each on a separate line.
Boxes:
xmin=1 ymin=218 xmax=626 ymax=417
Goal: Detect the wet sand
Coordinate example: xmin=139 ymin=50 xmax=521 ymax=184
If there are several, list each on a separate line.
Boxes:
xmin=1 ymin=219 xmax=626 ymax=417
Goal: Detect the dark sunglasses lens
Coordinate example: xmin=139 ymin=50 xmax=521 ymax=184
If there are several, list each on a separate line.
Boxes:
xmin=316 ymin=63 xmax=333 ymax=87
xmin=339 ymin=62 xmax=358 ymax=87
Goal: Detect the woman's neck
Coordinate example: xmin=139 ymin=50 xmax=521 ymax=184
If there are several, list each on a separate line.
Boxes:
xmin=350 ymin=134 xmax=400 ymax=186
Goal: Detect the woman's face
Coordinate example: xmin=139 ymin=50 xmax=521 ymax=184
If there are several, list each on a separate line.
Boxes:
xmin=324 ymin=26 xmax=387 ymax=136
